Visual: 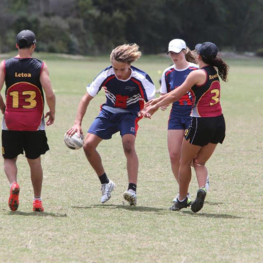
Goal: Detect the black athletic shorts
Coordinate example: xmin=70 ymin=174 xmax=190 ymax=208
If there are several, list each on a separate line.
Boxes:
xmin=2 ymin=130 xmax=49 ymax=159
xmin=184 ymin=115 xmax=225 ymax=146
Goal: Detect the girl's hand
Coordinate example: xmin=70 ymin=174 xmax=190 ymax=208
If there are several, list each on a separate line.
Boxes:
xmin=144 ymin=104 xmax=159 ymax=119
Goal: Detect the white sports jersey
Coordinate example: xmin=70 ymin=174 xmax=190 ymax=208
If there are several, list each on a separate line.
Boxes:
xmin=160 ymin=62 xmax=199 ymax=117
xmin=87 ymin=65 xmax=155 ymax=114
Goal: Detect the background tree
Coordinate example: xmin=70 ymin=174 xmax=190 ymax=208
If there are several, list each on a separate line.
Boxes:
xmin=0 ymin=0 xmax=262 ymax=55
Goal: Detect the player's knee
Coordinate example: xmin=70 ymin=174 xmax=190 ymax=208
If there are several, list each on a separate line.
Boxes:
xmin=27 ymin=158 xmax=41 ymax=166
xmin=169 ymin=152 xmax=180 ymax=162
xmin=123 ymin=140 xmax=135 ymax=155
xmin=83 ymin=141 xmax=96 ymax=154
xmin=193 ymin=158 xmax=206 ymax=167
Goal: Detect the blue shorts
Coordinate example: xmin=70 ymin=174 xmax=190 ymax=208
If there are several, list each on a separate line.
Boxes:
xmin=88 ymin=109 xmax=140 ymax=139
xmin=168 ymin=116 xmax=191 ymax=130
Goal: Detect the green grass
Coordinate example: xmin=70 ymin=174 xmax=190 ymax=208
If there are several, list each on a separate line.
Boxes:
xmin=0 ymin=53 xmax=262 ymax=263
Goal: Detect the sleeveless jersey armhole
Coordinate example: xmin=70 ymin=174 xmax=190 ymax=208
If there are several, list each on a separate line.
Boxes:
xmin=40 ymin=62 xmax=45 ymax=75
xmin=195 ymin=69 xmax=208 ymax=87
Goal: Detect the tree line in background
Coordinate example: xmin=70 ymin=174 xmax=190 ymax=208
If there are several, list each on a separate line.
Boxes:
xmin=0 ymin=0 xmax=263 ymax=55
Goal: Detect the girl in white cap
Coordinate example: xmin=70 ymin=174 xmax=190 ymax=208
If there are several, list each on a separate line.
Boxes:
xmin=145 ymin=41 xmax=229 ymax=213
xmin=160 ymin=39 xmax=209 ymax=205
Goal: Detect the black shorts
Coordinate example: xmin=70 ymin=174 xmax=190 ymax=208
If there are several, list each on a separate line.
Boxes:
xmin=2 ymin=130 xmax=49 ymax=159
xmin=184 ymin=115 xmax=225 ymax=146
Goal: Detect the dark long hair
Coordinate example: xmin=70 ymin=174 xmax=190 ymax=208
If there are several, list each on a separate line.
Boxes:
xmin=202 ymin=56 xmax=229 ymax=82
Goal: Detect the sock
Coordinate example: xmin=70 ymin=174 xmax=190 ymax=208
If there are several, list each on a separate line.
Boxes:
xmin=34 ymin=197 xmax=42 ymax=201
xmin=99 ymin=173 xmax=109 ymax=184
xmin=178 ymin=198 xmax=186 ymax=202
xmin=10 ymin=181 xmax=16 ymax=188
xmin=128 ymin=183 xmax=136 ymax=192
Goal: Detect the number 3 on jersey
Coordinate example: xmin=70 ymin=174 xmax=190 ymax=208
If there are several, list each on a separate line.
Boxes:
xmin=210 ymin=89 xmax=220 ymax=106
xmin=10 ymin=90 xmax=37 ymax=109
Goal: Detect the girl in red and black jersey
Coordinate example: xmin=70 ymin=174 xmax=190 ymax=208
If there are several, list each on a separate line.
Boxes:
xmin=145 ymin=42 xmax=229 ymax=213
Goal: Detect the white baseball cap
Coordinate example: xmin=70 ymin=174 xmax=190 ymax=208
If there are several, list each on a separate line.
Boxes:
xmin=167 ymin=39 xmax=186 ymax=54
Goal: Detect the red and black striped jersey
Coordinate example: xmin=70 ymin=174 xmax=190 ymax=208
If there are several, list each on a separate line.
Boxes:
xmin=190 ymin=66 xmax=222 ymax=117
xmin=3 ymin=57 xmax=45 ymax=131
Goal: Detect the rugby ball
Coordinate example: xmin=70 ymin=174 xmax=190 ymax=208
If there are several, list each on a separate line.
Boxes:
xmin=64 ymin=133 xmax=84 ymax=150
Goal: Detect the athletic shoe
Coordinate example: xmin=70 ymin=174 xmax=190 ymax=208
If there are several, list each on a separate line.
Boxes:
xmin=173 ymin=192 xmax=191 ymax=203
xmin=8 ymin=182 xmax=20 ymax=211
xmin=191 ymin=188 xmax=207 ymax=213
xmin=123 ymin=189 xmax=137 ymax=206
xmin=33 ymin=199 xmax=44 ymax=212
xmin=101 ymin=180 xmax=116 ymax=203
xmin=205 ymin=175 xmax=210 ymax=191
xmin=170 ymin=197 xmax=191 ymax=211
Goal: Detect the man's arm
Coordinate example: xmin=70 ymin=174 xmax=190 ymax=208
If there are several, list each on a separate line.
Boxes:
xmin=40 ymin=63 xmax=56 ymax=126
xmin=0 ymin=61 xmax=6 ymax=114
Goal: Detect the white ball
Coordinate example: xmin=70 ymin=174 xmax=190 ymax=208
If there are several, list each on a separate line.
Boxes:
xmin=64 ymin=133 xmax=84 ymax=150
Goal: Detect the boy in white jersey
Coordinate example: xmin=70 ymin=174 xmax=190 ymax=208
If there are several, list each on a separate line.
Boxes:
xmin=67 ymin=44 xmax=155 ymax=206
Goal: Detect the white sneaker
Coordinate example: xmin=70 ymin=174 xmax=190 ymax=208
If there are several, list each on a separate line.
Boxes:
xmin=173 ymin=192 xmax=191 ymax=203
xmin=205 ymin=175 xmax=210 ymax=191
xmin=101 ymin=180 xmax=116 ymax=203
xmin=123 ymin=189 xmax=137 ymax=206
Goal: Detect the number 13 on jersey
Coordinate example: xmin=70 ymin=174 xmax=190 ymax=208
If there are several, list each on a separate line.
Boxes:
xmin=7 ymin=82 xmax=43 ymax=111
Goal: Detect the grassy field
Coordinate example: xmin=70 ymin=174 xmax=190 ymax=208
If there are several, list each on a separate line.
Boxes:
xmin=0 ymin=53 xmax=262 ymax=263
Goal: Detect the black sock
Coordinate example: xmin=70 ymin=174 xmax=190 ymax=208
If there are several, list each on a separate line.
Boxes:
xmin=99 ymin=173 xmax=109 ymax=184
xmin=128 ymin=183 xmax=136 ymax=192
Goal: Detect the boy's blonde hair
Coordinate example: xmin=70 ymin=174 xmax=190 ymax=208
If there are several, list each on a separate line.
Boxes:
xmin=110 ymin=43 xmax=141 ymax=64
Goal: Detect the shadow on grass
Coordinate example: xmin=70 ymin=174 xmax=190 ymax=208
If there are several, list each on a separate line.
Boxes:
xmin=72 ymin=204 xmax=167 ymax=213
xmin=181 ymin=210 xmax=243 ymax=219
xmin=7 ymin=211 xmax=67 ymax=217
xmin=72 ymin=204 xmax=245 ymax=219
xmin=205 ymin=201 xmax=224 ymax=205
